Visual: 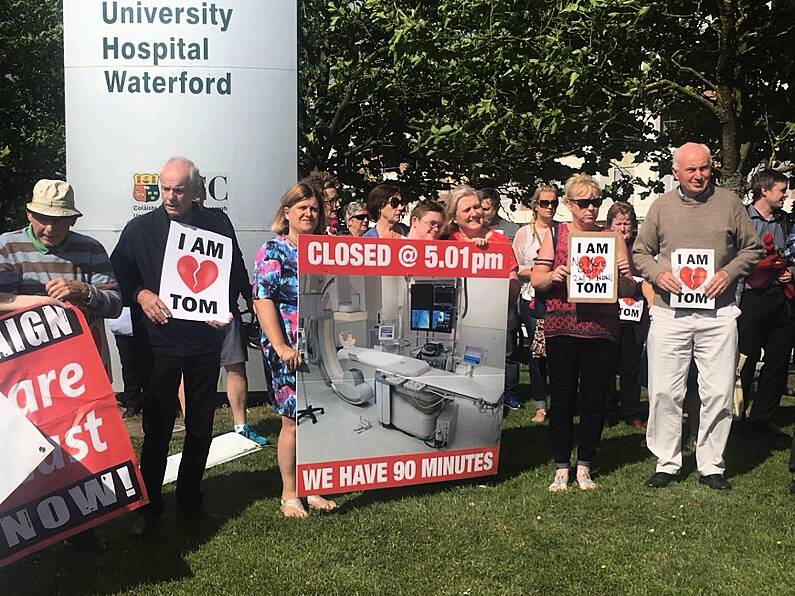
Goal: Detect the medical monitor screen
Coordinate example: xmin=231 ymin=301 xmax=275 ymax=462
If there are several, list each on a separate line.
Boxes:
xmin=410 ymin=309 xmax=430 ymax=330
xmin=463 ymin=346 xmax=485 ymax=366
xmin=410 ymin=282 xmax=456 ymax=333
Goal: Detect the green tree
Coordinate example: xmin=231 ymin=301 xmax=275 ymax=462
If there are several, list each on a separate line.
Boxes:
xmin=0 ymin=0 xmax=65 ymax=231
xmin=535 ymin=0 xmax=795 ymax=194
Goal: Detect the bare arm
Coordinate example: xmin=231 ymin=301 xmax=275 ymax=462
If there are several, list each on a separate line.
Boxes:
xmin=0 ymin=293 xmax=63 ymax=312
xmin=530 ymin=232 xmax=568 ymax=292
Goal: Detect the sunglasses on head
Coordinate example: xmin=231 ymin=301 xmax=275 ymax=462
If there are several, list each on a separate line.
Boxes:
xmin=388 ymin=196 xmax=408 ymax=208
xmin=569 ymin=198 xmax=603 ymax=209
xmin=538 ymin=199 xmax=559 ymax=208
xmin=350 ymin=213 xmax=369 ymax=221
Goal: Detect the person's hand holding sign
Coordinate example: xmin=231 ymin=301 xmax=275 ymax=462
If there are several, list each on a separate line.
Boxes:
xmin=206 ymin=313 xmax=232 ymax=329
xmin=655 ymin=271 xmax=682 ymax=295
xmin=549 ymin=264 xmax=569 ymax=284
xmin=704 ymin=269 xmax=730 ymax=298
xmin=617 ymin=257 xmax=631 ymax=276
xmin=137 ymin=289 xmax=171 ymax=324
xmin=277 ymin=345 xmax=302 ymax=372
xmin=45 ymin=278 xmax=91 ymax=305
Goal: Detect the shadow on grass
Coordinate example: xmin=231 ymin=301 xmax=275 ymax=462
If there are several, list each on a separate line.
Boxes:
xmin=1 ymin=467 xmax=280 ymax=595
xmin=337 ymin=414 xmax=654 ymax=510
xmin=724 ymin=403 xmax=794 ymax=480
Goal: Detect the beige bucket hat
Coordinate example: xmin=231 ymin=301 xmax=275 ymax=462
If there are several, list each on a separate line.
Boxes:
xmin=27 ymin=179 xmax=82 ymax=218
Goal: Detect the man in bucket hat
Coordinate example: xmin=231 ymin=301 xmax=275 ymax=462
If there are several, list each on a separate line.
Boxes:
xmin=0 ymin=179 xmax=122 ymax=357
xmin=0 ymin=179 xmax=123 ymax=552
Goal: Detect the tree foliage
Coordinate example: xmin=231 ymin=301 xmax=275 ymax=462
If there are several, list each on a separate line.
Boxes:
xmin=0 ymin=0 xmax=64 ymax=231
xmin=539 ymin=0 xmax=795 ymax=194
xmin=300 ymin=0 xmax=795 ymax=201
xmin=1 ymin=1 xmax=793 ymax=232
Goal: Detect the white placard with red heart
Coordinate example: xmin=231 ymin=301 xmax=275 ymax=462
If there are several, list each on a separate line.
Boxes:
xmin=159 ymin=221 xmax=232 ymax=322
xmin=670 ymin=248 xmax=715 ymax=309
xmin=619 ymin=298 xmax=644 ymax=321
xmin=567 ymin=232 xmax=619 ymax=303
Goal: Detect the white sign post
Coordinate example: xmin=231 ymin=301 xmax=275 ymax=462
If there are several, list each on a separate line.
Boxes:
xmin=64 ymin=1 xmax=297 ymax=390
xmin=159 ymin=221 xmax=232 ymax=322
xmin=567 ymin=232 xmax=619 ymax=303
xmin=671 ymin=249 xmax=715 ymax=309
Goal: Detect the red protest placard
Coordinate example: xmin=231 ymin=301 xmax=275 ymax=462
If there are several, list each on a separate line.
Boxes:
xmin=0 ymin=304 xmax=147 ymax=567
xmin=299 ymin=235 xmax=514 ymax=278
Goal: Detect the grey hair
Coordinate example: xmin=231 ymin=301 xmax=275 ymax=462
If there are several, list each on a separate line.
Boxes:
xmin=672 ymin=143 xmax=713 ymax=169
xmin=161 ymin=156 xmax=203 ymax=192
xmin=345 ymin=201 xmax=368 ymax=221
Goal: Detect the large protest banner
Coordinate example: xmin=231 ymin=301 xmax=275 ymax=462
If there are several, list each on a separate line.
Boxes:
xmin=64 ymin=0 xmax=297 ymax=392
xmin=296 ymin=236 xmax=512 ymax=495
xmin=0 ymin=305 xmax=147 ymax=567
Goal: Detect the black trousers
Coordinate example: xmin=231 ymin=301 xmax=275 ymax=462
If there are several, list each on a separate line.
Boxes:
xmin=607 ymin=323 xmax=643 ymax=422
xmin=518 ymin=299 xmax=547 ymax=405
xmin=113 ymin=334 xmax=148 ymax=410
xmin=547 ymin=336 xmax=616 ymax=466
xmin=140 ymin=350 xmax=221 ymax=515
xmin=504 ymin=303 xmax=521 ymax=401
xmin=738 ymin=290 xmax=794 ymax=423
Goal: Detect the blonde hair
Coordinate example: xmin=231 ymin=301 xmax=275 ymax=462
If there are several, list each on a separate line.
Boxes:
xmin=564 ymin=173 xmax=601 ymax=200
xmin=442 ymin=184 xmax=480 ymax=237
xmin=529 ymin=184 xmax=560 ymax=212
xmin=270 ymin=182 xmax=325 ymax=235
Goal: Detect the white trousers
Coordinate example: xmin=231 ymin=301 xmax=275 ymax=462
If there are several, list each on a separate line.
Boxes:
xmin=646 ymin=305 xmax=740 ymax=476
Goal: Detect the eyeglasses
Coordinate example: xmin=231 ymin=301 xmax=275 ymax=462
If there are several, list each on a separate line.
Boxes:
xmin=350 ymin=213 xmax=369 ymax=221
xmin=568 ymin=198 xmax=603 ymax=209
xmin=538 ymin=200 xmax=559 ymax=209
xmin=388 ymin=196 xmax=408 ymax=208
xmin=421 ymin=219 xmax=443 ymax=230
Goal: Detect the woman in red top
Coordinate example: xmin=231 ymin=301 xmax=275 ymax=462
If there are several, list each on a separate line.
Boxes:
xmin=531 ymin=174 xmax=633 ymax=492
xmin=441 ymin=185 xmax=519 ymax=278
xmin=442 ymin=185 xmax=522 ymax=408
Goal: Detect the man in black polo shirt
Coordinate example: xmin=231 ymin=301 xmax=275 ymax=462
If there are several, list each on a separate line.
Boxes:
xmin=111 ymin=156 xmax=241 ymax=534
xmin=737 ymin=169 xmax=793 ymax=440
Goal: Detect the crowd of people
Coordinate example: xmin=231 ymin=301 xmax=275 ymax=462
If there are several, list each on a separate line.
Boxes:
xmin=2 ymin=141 xmax=795 ymax=545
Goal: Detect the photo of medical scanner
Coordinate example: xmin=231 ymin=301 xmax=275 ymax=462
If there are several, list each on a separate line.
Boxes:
xmin=299 ymin=273 xmax=507 ymax=454
xmin=336 ymin=346 xmax=502 ymax=447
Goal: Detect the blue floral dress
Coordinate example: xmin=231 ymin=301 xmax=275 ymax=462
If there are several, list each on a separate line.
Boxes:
xmin=253 ymin=236 xmax=298 ymax=418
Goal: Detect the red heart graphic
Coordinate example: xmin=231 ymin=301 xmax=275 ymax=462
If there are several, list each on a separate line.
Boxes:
xmin=578 ymin=256 xmax=607 ymax=280
xmin=177 ymin=255 xmax=218 ymax=293
xmin=680 ymin=266 xmax=707 ymax=290
xmin=623 ymin=298 xmax=636 ymax=306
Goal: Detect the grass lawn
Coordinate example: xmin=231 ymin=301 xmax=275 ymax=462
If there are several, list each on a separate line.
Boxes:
xmin=3 ymin=393 xmax=795 ymax=595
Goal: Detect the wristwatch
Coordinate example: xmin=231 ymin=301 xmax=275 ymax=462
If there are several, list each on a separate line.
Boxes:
xmin=84 ymin=284 xmax=96 ymax=304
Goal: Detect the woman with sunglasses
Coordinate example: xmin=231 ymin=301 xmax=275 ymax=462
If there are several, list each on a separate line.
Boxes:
xmin=363 ymin=184 xmax=409 ymax=238
xmin=344 ymin=201 xmax=370 ymax=236
xmin=531 ymin=174 xmax=633 ymax=492
xmin=513 ymin=184 xmax=560 ymax=422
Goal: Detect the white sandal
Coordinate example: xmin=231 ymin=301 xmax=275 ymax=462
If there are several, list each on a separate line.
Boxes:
xmin=576 ymin=468 xmax=598 ymax=491
xmin=548 ymin=469 xmax=569 ymax=492
xmin=306 ymin=495 xmax=338 ymax=511
xmin=280 ymin=498 xmax=308 ymax=518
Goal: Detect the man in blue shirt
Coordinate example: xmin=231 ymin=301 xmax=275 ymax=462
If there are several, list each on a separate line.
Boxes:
xmin=737 ymin=169 xmax=793 ymax=442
